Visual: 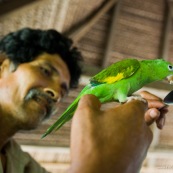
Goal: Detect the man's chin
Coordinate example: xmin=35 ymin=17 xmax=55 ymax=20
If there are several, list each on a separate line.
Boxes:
xmin=20 ymin=99 xmax=59 ymax=129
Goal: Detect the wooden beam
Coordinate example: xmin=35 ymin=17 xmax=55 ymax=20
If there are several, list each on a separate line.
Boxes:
xmin=0 ymin=0 xmax=47 ymax=20
xmin=0 ymin=0 xmax=38 ymax=16
xmin=102 ymin=0 xmax=123 ymax=68
xmin=66 ymin=0 xmax=118 ymax=44
xmin=159 ymin=0 xmax=173 ymax=60
xmin=52 ymin=0 xmax=70 ymax=32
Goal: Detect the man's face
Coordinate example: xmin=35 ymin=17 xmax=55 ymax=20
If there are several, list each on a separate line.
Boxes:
xmin=0 ymin=53 xmax=70 ymax=130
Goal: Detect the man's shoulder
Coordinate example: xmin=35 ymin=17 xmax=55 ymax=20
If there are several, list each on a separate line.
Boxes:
xmin=4 ymin=138 xmax=49 ymax=173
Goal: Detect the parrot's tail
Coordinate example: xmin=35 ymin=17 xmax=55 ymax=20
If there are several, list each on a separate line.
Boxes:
xmin=42 ymin=85 xmax=91 ymax=138
xmin=41 ymin=97 xmax=79 ymax=138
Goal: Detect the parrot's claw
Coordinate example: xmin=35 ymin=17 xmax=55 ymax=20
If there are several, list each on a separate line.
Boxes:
xmin=167 ymin=75 xmax=173 ymax=84
xmin=126 ymin=96 xmax=147 ymax=103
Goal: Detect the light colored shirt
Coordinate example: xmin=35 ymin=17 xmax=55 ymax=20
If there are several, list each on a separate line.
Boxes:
xmin=0 ymin=139 xmax=49 ymax=173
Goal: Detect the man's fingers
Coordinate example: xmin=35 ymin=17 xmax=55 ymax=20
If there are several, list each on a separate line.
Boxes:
xmin=147 ymin=100 xmax=166 ymax=109
xmin=145 ymin=108 xmax=160 ymax=125
xmin=140 ymin=91 xmax=162 ymax=101
xmin=156 ymin=107 xmax=168 ymax=129
xmin=156 ymin=114 xmax=166 ymax=129
xmin=139 ymin=91 xmax=169 ymax=129
xmin=145 ymin=107 xmax=168 ymax=128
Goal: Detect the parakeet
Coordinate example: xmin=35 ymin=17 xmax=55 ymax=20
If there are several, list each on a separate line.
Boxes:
xmin=42 ymin=58 xmax=173 ymax=138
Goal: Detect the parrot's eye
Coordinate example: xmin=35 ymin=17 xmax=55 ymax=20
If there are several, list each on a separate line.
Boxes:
xmin=168 ymin=65 xmax=173 ymax=71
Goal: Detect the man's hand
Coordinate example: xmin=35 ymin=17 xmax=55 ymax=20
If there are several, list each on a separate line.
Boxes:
xmin=140 ymin=91 xmax=168 ymax=129
xmin=69 ymin=93 xmax=156 ymax=173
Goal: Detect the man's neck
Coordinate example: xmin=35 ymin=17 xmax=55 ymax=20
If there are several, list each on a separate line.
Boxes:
xmin=0 ymin=113 xmax=18 ymax=151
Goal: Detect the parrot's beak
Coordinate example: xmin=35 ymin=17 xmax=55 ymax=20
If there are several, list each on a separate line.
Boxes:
xmin=167 ymin=75 xmax=173 ymax=84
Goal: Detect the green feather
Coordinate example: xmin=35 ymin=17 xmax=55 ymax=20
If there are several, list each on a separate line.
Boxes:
xmin=90 ymin=59 xmax=140 ymax=85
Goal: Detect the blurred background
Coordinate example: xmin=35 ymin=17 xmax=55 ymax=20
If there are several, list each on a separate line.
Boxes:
xmin=1 ymin=0 xmax=173 ymax=172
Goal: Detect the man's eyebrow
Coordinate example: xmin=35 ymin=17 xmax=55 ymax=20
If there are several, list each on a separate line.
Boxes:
xmin=45 ymin=61 xmax=59 ymax=75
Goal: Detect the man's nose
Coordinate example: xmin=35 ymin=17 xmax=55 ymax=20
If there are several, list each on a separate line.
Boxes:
xmin=43 ymin=88 xmax=60 ymax=101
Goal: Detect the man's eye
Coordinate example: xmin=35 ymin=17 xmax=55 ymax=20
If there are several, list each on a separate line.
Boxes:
xmin=40 ymin=67 xmax=51 ymax=76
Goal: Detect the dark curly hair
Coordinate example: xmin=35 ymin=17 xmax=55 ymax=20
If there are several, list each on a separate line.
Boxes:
xmin=0 ymin=28 xmax=83 ymax=88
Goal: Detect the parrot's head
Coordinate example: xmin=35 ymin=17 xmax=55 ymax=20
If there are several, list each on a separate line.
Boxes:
xmin=164 ymin=62 xmax=173 ymax=84
xmin=144 ymin=59 xmax=173 ymax=84
xmin=156 ymin=59 xmax=173 ymax=84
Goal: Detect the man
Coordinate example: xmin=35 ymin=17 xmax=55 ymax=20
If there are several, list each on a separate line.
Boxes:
xmin=0 ymin=28 xmax=168 ymax=173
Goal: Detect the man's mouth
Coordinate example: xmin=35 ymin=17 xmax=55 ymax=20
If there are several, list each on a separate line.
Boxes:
xmin=33 ymin=95 xmax=50 ymax=114
xmin=167 ymin=75 xmax=173 ymax=84
xmin=24 ymin=89 xmax=58 ymax=119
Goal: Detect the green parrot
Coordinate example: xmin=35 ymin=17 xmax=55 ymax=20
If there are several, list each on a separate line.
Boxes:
xmin=42 ymin=58 xmax=173 ymax=138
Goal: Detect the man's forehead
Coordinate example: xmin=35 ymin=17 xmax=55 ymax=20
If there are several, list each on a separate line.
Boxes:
xmin=35 ymin=53 xmax=68 ymax=69
xmin=35 ymin=53 xmax=63 ymax=64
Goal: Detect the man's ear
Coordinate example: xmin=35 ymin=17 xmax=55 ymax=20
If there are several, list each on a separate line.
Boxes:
xmin=0 ymin=53 xmax=18 ymax=78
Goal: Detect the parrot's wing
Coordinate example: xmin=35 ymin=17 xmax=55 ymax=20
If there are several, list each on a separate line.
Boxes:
xmin=90 ymin=59 xmax=140 ymax=85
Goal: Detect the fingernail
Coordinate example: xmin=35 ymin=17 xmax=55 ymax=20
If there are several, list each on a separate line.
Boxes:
xmin=150 ymin=110 xmax=159 ymax=118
